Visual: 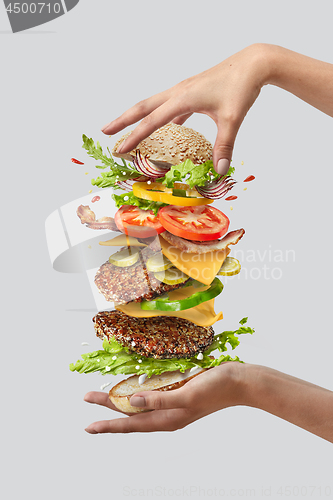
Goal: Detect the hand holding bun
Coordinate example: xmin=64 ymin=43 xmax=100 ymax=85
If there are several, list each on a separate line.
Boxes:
xmin=84 ymin=362 xmax=245 ymax=433
xmin=102 ymin=43 xmax=333 ymax=175
xmin=84 ymin=362 xmax=333 ymax=441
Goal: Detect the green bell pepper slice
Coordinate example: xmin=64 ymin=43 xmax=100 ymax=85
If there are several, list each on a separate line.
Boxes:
xmin=140 ymin=277 xmax=223 ymax=311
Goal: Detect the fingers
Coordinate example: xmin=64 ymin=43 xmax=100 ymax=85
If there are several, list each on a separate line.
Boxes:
xmin=84 ymin=391 xmax=122 ymax=413
xmin=85 ymin=407 xmax=192 ymax=434
xmin=129 ymin=387 xmax=188 ymax=411
xmin=171 ymin=112 xmax=193 ymax=126
xmin=101 ymin=91 xmax=170 ymax=136
xmin=84 ymin=387 xmax=193 ymax=434
xmin=212 ymin=117 xmax=239 ymax=175
xmin=115 ymin=98 xmax=189 ymax=154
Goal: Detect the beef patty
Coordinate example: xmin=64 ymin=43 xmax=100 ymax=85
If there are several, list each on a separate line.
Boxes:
xmin=93 ymin=310 xmax=214 ymax=359
xmin=94 ymin=247 xmax=190 ymax=304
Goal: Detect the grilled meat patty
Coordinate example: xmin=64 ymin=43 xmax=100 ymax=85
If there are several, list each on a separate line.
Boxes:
xmin=93 ymin=310 xmax=214 ymax=359
xmin=94 ymin=247 xmax=190 ymax=304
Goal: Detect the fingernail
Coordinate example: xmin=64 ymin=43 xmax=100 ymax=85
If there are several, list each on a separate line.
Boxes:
xmin=216 ymin=159 xmax=230 ymax=176
xmin=101 ymin=123 xmax=110 ymax=132
xmin=116 ymin=141 xmax=126 ymax=154
xmin=130 ymin=395 xmax=146 ymax=407
xmin=85 ymin=426 xmax=98 ymax=434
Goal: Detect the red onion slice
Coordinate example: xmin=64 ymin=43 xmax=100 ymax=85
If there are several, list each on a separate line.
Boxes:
xmin=116 ymin=175 xmax=148 ymax=192
xmin=133 ymin=150 xmax=170 ymax=179
xmin=195 ymin=176 xmax=237 ymax=199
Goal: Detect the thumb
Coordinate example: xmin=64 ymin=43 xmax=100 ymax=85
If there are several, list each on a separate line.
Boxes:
xmin=212 ymin=120 xmax=237 ymax=175
xmin=129 ymin=389 xmax=184 ymax=410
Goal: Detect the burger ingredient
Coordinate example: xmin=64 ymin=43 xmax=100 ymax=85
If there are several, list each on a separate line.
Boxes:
xmin=82 ymin=135 xmax=141 ymax=189
xmin=244 ymin=175 xmax=255 ymax=182
xmin=195 ymin=175 xmax=237 ymax=200
xmin=162 ymin=158 xmax=235 ymax=189
xmin=133 ymin=150 xmax=170 ymax=178
xmin=132 ymin=181 xmax=213 ymax=206
xmin=93 ymin=311 xmax=214 ymax=359
xmin=158 ymin=205 xmax=230 ymax=241
xmin=71 ymin=158 xmax=84 ymax=164
xmin=115 ymin=205 xmax=165 ymax=238
xmin=95 ymin=247 xmax=191 ymax=304
xmin=217 ymin=257 xmax=241 ymax=276
xmin=159 ymin=236 xmax=229 ymax=286
xmin=77 ymin=205 xmax=119 ymax=231
xmin=140 ymin=277 xmax=223 ymax=311
xmin=69 ymin=317 xmax=254 ymax=378
xmin=108 ymin=247 xmax=141 ymax=267
xmin=160 ymin=228 xmax=245 ymax=254
xmin=116 ymin=175 xmax=149 ymax=192
xmin=112 ymin=191 xmax=167 ymax=215
xmin=154 ymin=267 xmax=189 ymax=285
xmin=99 ymin=235 xmax=147 ymax=247
xmin=146 ymin=253 xmax=173 ymax=272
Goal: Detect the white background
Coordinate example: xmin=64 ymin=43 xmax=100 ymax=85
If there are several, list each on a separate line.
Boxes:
xmin=1 ymin=1 xmax=333 ymax=499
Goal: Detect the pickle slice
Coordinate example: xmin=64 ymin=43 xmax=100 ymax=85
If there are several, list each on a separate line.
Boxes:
xmin=146 ymin=253 xmax=173 ymax=272
xmin=108 ymin=247 xmax=141 ymax=267
xmin=154 ymin=267 xmax=189 ymax=285
xmin=217 ymin=257 xmax=241 ymax=276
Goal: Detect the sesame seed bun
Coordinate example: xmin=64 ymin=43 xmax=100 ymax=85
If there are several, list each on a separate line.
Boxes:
xmin=112 ymin=123 xmax=213 ymax=167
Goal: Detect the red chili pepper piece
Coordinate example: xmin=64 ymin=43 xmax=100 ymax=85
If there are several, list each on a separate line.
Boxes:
xmin=225 ymin=195 xmax=238 ymax=201
xmin=71 ymin=158 xmax=84 ymax=165
xmin=91 ymin=196 xmax=100 ymax=203
xmin=243 ymin=175 xmax=255 ymax=182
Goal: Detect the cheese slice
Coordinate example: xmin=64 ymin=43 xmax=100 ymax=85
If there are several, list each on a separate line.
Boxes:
xmin=99 ymin=235 xmax=147 ymax=247
xmin=116 ymin=285 xmax=223 ymax=327
xmin=159 ymin=237 xmax=230 ymax=286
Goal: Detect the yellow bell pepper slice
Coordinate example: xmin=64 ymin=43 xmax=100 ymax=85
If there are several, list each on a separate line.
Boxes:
xmin=132 ymin=182 xmax=213 ymax=206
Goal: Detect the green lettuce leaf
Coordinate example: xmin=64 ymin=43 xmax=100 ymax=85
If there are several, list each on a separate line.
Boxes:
xmin=69 ymin=318 xmax=254 ymax=378
xmin=162 ymin=159 xmax=235 ymax=189
xmin=112 ymin=191 xmax=168 ymax=215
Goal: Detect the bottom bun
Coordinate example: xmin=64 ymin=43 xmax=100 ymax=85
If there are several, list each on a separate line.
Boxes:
xmin=109 ymin=367 xmax=206 ymax=413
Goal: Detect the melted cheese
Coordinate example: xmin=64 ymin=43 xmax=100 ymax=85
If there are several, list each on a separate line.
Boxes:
xmin=159 ymin=237 xmax=230 ymax=285
xmin=99 ymin=235 xmax=147 ymax=247
xmin=116 ymin=285 xmax=223 ymax=327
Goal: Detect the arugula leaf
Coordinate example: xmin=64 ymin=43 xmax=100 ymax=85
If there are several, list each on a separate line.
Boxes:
xmin=112 ymin=191 xmax=168 ymax=215
xmin=82 ymin=135 xmax=139 ymax=189
xmin=162 ymin=159 xmax=235 ymax=189
xmin=69 ymin=319 xmax=254 ymax=378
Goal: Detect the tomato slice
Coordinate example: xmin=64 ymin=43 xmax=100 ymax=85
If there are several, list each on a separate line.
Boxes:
xmin=158 ymin=205 xmax=230 ymax=241
xmin=114 ymin=205 xmax=165 ymax=238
